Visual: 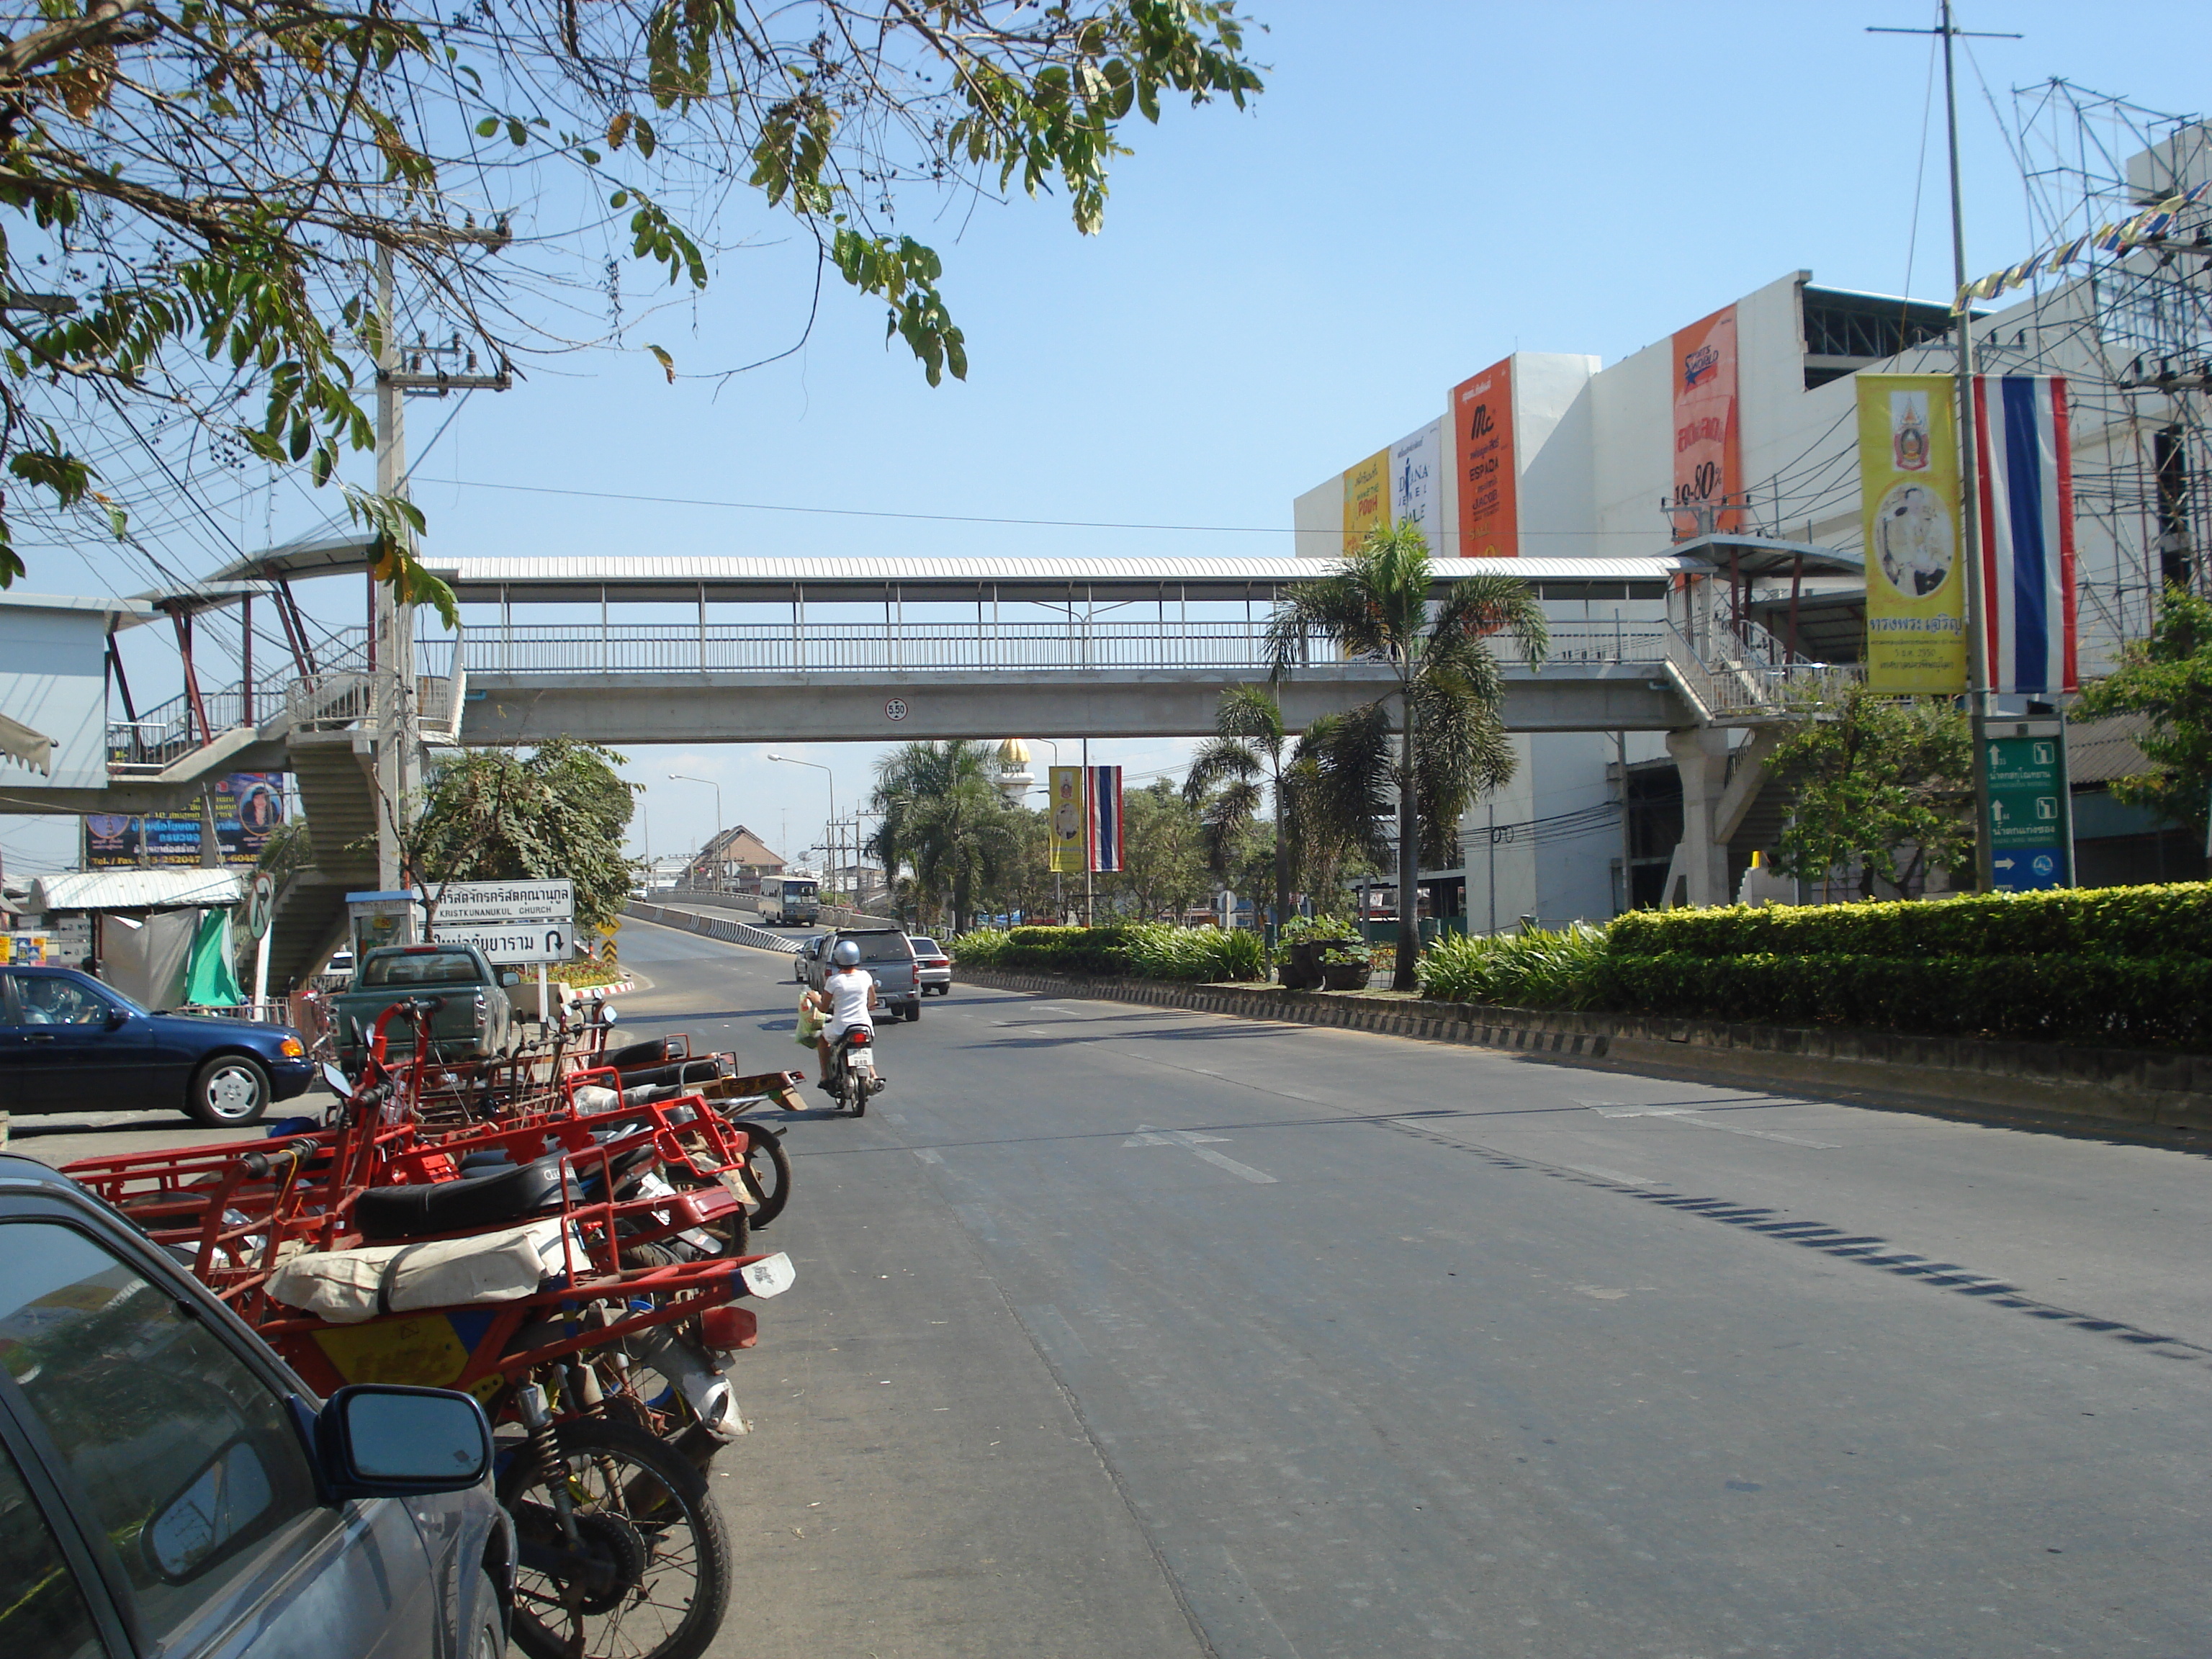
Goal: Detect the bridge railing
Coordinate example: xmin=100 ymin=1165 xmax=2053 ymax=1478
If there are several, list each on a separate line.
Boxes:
xmin=446 ymin=619 xmax=1683 ymax=677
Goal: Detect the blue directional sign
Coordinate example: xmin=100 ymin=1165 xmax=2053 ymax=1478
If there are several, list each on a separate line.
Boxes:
xmin=1984 ymin=727 xmax=2072 ymax=893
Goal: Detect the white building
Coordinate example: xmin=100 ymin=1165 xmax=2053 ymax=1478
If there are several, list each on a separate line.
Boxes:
xmin=1293 ymin=125 xmax=2208 ymax=927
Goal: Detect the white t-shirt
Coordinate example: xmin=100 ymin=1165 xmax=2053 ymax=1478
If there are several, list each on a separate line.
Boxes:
xmin=823 ymin=967 xmax=875 ymax=1038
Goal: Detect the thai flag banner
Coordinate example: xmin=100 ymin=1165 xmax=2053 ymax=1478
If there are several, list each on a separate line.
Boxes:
xmin=1086 ymin=766 xmax=1124 ymax=873
xmin=1973 ymin=374 xmax=2077 ymax=695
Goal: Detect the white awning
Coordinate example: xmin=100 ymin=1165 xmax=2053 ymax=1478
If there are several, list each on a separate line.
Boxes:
xmin=28 ymin=868 xmax=246 ymax=913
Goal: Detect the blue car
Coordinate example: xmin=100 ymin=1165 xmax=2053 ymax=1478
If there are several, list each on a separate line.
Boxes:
xmin=0 ymin=965 xmax=315 ymax=1126
xmin=0 ymin=1153 xmax=512 ymax=1658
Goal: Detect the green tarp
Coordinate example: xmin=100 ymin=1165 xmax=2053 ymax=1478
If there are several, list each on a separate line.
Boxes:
xmin=181 ymin=906 xmax=243 ymax=1007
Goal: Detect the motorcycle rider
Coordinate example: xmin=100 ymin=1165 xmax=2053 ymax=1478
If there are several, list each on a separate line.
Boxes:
xmin=806 ymin=938 xmax=879 ymax=1092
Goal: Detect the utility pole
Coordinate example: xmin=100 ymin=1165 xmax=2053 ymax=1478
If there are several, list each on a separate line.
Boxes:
xmin=1871 ymin=2 xmax=2021 ymax=893
xmin=370 ymin=243 xmax=511 ymax=891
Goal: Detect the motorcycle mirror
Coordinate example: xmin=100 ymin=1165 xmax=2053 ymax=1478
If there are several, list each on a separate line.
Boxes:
xmin=320 ymin=1062 xmax=352 ymax=1097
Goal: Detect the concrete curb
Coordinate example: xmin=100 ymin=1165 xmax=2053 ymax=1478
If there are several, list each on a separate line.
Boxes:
xmin=953 ymin=966 xmax=2212 ymax=1138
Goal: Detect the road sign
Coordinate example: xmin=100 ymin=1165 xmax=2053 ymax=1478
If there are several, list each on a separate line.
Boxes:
xmin=246 ymin=871 xmax=275 ymax=941
xmin=430 ymin=879 xmax=575 ymax=926
xmin=431 ymin=920 xmax=572 ymax=965
xmin=1984 ymin=726 xmax=2072 ymax=891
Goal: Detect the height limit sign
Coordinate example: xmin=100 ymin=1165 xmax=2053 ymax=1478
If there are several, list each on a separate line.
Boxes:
xmin=429 ymin=878 xmax=576 ymax=964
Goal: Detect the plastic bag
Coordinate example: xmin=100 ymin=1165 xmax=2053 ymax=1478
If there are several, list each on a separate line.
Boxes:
xmin=794 ymin=997 xmax=824 ymax=1049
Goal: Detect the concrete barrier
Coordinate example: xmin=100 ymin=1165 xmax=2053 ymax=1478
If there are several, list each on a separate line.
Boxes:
xmin=626 ymin=900 xmax=805 ymax=956
xmin=951 ymin=966 xmax=2212 ymax=1137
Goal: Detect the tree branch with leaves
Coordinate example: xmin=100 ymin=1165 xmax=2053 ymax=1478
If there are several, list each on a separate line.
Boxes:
xmin=0 ymin=1 xmax=1263 ymax=601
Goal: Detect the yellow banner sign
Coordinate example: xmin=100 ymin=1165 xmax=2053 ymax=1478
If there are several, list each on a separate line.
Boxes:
xmin=1859 ymin=374 xmax=1966 ymax=693
xmin=1341 ymin=449 xmax=1389 ymax=552
xmin=1048 ymin=766 xmax=1085 ymax=873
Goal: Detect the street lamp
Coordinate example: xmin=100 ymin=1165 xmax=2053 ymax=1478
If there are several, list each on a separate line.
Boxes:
xmin=766 ymin=753 xmax=836 ymax=896
xmin=667 ymin=773 xmax=721 ymax=888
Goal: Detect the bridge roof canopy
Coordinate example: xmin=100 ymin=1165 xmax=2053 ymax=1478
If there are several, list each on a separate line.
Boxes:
xmin=431 ymin=553 xmax=1710 ymax=606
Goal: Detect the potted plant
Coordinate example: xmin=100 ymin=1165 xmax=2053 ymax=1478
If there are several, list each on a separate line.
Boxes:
xmin=1279 ymin=915 xmax=1363 ymax=990
xmin=1318 ymin=940 xmax=1372 ymax=992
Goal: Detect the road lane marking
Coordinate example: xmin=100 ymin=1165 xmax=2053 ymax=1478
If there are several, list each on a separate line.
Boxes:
xmin=1125 ymin=1124 xmax=1276 ymax=1184
xmin=1580 ymin=1102 xmax=1839 ymax=1149
xmin=911 ymin=1147 xmax=943 ymax=1164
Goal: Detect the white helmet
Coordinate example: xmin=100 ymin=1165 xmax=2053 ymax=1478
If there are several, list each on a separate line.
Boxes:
xmin=832 ymin=939 xmax=862 ymax=968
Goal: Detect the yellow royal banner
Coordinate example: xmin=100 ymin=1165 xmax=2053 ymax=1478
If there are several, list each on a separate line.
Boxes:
xmin=1048 ymin=766 xmax=1086 ymax=873
xmin=1858 ymin=374 xmax=1966 ymax=693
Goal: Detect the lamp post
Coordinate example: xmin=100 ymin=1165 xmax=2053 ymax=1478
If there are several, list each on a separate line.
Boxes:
xmin=1035 ymin=739 xmax=1064 ymax=924
xmin=768 ymin=753 xmax=836 ymax=901
xmin=667 ymin=773 xmax=721 ymax=888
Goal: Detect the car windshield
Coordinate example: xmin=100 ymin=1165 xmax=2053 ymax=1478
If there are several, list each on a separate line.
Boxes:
xmin=359 ymin=950 xmax=482 ymax=987
xmin=846 ymin=932 xmax=912 ymax=963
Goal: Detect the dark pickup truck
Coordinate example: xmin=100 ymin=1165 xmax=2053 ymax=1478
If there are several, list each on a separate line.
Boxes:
xmin=796 ymin=927 xmax=922 ymax=1022
xmin=329 ymin=943 xmax=520 ymax=1072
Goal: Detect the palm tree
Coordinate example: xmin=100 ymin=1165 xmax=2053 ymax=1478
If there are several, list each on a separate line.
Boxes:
xmin=866 ymin=739 xmax=1020 ymax=932
xmin=1267 ymin=523 xmax=1547 ymax=989
xmin=1183 ymin=684 xmax=1294 ymax=938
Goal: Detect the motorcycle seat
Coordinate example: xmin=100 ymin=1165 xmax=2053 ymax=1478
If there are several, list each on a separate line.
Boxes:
xmin=354 ymin=1154 xmax=573 ymax=1242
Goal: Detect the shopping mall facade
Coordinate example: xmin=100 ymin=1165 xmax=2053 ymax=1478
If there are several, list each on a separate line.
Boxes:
xmin=1292 ymin=123 xmax=2208 ymax=928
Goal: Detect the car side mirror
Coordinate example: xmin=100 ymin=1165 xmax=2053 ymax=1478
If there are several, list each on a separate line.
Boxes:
xmin=315 ymin=1385 xmax=492 ymax=1500
xmin=500 ymin=971 xmax=521 ymax=988
xmin=105 ymin=1008 xmax=131 ymax=1029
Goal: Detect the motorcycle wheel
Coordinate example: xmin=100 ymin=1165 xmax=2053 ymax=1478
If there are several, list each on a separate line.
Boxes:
xmin=850 ymin=1072 xmax=868 ymax=1118
xmin=499 ymin=1417 xmax=731 ymax=1659
xmin=738 ymin=1127 xmax=792 ymax=1228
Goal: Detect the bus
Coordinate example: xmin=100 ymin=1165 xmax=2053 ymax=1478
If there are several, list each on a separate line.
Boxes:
xmin=760 ymin=875 xmax=820 ymax=925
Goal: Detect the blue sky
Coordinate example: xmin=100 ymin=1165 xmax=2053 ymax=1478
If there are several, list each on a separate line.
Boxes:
xmin=10 ymin=1 xmax=2212 ymax=877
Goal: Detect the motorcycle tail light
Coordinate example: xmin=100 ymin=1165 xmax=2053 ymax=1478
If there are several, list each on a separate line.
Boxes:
xmin=699 ymin=1305 xmax=758 ymax=1352
xmin=848 ymin=1029 xmax=871 ymax=1046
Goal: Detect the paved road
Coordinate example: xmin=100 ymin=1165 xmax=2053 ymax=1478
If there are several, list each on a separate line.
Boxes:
xmin=16 ymin=920 xmax=2207 ymax=1657
xmin=603 ymin=917 xmax=2212 ymax=1659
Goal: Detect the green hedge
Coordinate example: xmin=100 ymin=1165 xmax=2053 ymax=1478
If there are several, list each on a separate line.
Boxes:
xmin=1587 ymin=952 xmax=2212 ymax=1049
xmin=1606 ymin=884 xmax=2212 ymax=960
xmin=949 ymin=923 xmax=1264 ymax=982
xmin=950 ymin=925 xmax=1132 ymax=976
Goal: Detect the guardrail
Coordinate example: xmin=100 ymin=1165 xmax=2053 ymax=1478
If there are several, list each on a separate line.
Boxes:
xmin=627 ymin=899 xmax=805 ymax=955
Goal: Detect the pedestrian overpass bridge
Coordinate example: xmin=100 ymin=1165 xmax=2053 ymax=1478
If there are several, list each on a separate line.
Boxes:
xmin=189 ymin=544 xmax=1838 ymax=748
xmin=4 ymin=542 xmax=1860 ymax=986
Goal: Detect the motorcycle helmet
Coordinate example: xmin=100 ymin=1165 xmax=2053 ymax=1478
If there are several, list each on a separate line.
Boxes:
xmin=832 ymin=939 xmax=862 ymax=967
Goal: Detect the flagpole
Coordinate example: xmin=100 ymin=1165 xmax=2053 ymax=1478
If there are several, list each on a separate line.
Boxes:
xmin=1875 ymin=2 xmax=2019 ymax=892
xmin=1082 ymin=737 xmax=1094 ymax=927
xmin=1938 ymin=1 xmax=1995 ymax=893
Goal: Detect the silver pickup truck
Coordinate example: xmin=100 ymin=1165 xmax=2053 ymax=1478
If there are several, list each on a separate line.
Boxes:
xmin=797 ymin=927 xmax=922 ymax=1022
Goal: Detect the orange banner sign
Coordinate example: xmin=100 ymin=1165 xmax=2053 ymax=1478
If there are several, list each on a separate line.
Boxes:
xmin=1671 ymin=305 xmax=1742 ymax=534
xmin=1452 ymin=359 xmax=1516 ymax=557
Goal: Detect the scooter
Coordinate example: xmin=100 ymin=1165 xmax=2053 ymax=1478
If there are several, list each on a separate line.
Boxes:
xmin=827 ymin=1026 xmax=881 ymax=1115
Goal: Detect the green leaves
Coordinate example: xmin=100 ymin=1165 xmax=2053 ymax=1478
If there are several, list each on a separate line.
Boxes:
xmin=830 ymin=230 xmax=966 ymax=385
xmin=1766 ymin=685 xmax=1973 ymax=897
xmin=2073 ymin=585 xmax=2212 ymax=842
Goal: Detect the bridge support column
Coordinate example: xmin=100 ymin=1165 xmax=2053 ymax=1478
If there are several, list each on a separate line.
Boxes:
xmin=1663 ymin=726 xmax=1732 ymax=908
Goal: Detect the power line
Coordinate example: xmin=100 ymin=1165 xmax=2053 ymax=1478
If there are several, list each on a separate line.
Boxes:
xmin=406 ymin=475 xmax=1677 ymax=538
